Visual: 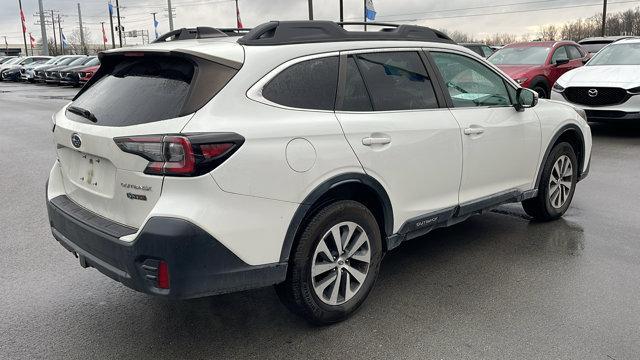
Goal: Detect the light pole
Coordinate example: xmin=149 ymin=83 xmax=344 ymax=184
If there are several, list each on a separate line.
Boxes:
xmin=601 ymin=0 xmax=608 ymax=36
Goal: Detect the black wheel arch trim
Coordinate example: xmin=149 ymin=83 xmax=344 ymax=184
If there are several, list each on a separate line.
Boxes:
xmin=279 ymin=173 xmax=393 ymax=263
xmin=534 ymin=123 xmax=586 ymax=189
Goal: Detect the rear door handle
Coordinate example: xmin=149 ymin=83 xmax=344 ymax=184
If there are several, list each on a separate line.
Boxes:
xmin=463 ymin=127 xmax=485 ymax=135
xmin=362 ymin=137 xmax=391 ymax=146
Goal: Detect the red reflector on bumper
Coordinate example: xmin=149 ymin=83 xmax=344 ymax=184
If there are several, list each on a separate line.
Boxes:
xmin=157 ymin=260 xmax=170 ymax=289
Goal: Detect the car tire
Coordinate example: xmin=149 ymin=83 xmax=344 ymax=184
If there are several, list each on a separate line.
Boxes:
xmin=522 ymin=142 xmax=578 ymax=221
xmin=275 ymin=200 xmax=383 ymax=325
xmin=532 ymin=84 xmax=549 ymax=99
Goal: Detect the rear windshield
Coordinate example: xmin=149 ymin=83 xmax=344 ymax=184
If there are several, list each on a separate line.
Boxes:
xmin=69 ymin=57 xmax=194 ymax=126
xmin=580 ymin=42 xmax=609 ymax=53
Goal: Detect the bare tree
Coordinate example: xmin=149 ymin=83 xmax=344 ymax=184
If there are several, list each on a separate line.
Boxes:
xmin=67 ymin=28 xmax=94 ymax=55
xmin=539 ymin=25 xmax=559 ymax=40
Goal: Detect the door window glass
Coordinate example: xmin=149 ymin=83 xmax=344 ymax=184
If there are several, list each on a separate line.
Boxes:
xmin=431 ymin=52 xmax=512 ymax=108
xmin=552 ymin=47 xmax=570 ymax=63
xmin=567 ymin=46 xmax=583 ymax=59
xmin=341 ymin=56 xmax=373 ymax=111
xmin=354 ymin=51 xmax=438 ymax=111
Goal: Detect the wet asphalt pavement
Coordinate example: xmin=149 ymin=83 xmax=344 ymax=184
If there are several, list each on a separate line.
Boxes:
xmin=1 ymin=81 xmax=639 ymax=359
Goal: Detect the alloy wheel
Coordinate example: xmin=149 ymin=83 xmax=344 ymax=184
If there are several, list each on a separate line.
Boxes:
xmin=549 ymin=155 xmax=573 ymax=209
xmin=311 ymin=221 xmax=371 ymax=306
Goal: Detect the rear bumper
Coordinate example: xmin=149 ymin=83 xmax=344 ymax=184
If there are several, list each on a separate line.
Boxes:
xmin=47 ymin=195 xmax=287 ymax=299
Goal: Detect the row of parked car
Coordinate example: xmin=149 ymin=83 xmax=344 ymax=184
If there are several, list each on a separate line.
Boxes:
xmin=0 ymin=54 xmax=100 ymax=86
xmin=461 ymin=35 xmax=640 ymax=123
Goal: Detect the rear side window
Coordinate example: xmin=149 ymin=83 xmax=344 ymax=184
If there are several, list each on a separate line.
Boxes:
xmin=340 ymin=57 xmax=373 ymax=111
xmin=69 ymin=56 xmax=236 ymax=127
xmin=262 ymin=56 xmax=339 ymax=110
xmin=354 ymin=51 xmax=438 ymax=111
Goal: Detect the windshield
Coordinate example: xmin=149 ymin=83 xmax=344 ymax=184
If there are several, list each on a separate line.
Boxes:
xmin=489 ymin=47 xmax=550 ymax=65
xmin=68 ymin=57 xmax=89 ymax=66
xmin=5 ymin=57 xmax=23 ymax=65
xmin=84 ymin=58 xmax=100 ymax=66
xmin=44 ymin=57 xmax=60 ymax=65
xmin=57 ymin=57 xmax=82 ymax=66
xmin=588 ymin=43 xmax=640 ymax=65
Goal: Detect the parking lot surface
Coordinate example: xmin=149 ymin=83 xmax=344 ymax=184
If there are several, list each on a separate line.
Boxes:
xmin=1 ymin=81 xmax=639 ymax=359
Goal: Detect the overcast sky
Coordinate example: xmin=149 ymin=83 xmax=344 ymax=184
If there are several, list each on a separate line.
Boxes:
xmin=0 ymin=0 xmax=637 ymax=46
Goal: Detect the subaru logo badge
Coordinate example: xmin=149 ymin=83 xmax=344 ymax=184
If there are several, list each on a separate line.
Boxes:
xmin=71 ymin=133 xmax=82 ymax=148
xmin=588 ymin=89 xmax=598 ymax=97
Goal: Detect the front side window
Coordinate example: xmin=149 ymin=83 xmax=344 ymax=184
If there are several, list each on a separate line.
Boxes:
xmin=353 ymin=51 xmax=438 ymax=111
xmin=262 ymin=56 xmax=339 ymax=110
xmin=551 ymin=47 xmax=569 ymax=63
xmin=432 ymin=52 xmax=512 ymax=108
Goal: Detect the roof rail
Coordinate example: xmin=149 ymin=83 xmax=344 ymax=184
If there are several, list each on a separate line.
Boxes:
xmin=237 ymin=21 xmax=455 ymax=46
xmin=217 ymin=28 xmax=253 ymax=36
xmin=153 ymin=27 xmax=228 ymax=43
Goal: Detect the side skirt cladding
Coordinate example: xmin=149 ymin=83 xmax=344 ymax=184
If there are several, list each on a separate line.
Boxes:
xmin=387 ymin=188 xmax=538 ymax=251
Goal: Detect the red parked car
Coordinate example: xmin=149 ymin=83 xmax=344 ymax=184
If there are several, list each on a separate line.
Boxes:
xmin=488 ymin=41 xmax=588 ymax=98
xmin=78 ymin=64 xmax=100 ymax=85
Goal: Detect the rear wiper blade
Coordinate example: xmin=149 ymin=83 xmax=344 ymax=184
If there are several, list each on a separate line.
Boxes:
xmin=67 ymin=105 xmax=98 ymax=123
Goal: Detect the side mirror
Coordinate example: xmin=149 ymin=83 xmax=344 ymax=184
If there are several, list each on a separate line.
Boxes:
xmin=515 ymin=88 xmax=538 ymax=112
xmin=554 ymin=58 xmax=570 ymax=66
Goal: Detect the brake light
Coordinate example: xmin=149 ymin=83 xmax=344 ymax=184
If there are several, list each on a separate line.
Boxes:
xmin=114 ymin=133 xmax=243 ymax=176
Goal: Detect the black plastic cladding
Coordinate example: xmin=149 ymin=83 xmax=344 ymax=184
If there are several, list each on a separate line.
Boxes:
xmin=238 ymin=21 xmax=455 ymax=46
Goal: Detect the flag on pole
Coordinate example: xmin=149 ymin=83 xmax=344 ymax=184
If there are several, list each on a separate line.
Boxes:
xmin=108 ymin=2 xmax=114 ymax=16
xmin=20 ymin=9 xmax=28 ymax=33
xmin=153 ymin=18 xmax=159 ymax=39
xmin=365 ymin=0 xmax=376 ymax=21
xmin=235 ymin=0 xmax=244 ymax=29
xmin=29 ymin=33 xmax=35 ymax=48
xmin=102 ymin=23 xmax=108 ymax=44
xmin=61 ymin=32 xmax=69 ymax=49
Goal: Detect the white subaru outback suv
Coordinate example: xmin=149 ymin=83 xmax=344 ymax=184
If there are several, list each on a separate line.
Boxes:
xmin=46 ymin=21 xmax=592 ymax=324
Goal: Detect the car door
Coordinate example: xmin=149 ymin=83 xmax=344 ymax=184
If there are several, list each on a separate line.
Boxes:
xmin=548 ymin=46 xmax=575 ymax=83
xmin=335 ymin=50 xmax=463 ymax=230
xmin=429 ymin=50 xmax=541 ymax=210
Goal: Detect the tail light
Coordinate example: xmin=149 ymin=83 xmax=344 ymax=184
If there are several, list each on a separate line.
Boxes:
xmin=114 ymin=133 xmax=244 ymax=176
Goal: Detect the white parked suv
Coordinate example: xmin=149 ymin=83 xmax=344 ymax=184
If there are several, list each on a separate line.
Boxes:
xmin=551 ymin=37 xmax=640 ymax=122
xmin=46 ymin=21 xmax=592 ymax=324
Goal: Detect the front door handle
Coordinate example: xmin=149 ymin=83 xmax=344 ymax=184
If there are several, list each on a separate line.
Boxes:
xmin=463 ymin=127 xmax=485 ymax=135
xmin=362 ymin=136 xmax=391 ymax=146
